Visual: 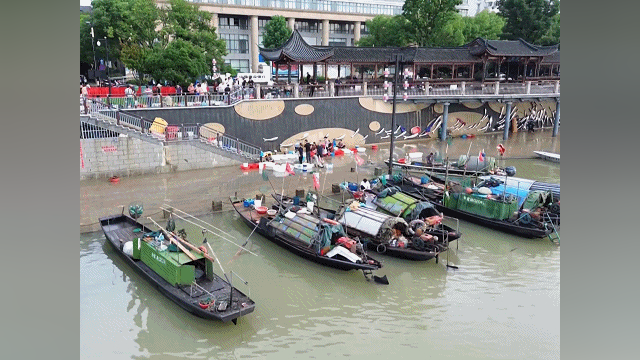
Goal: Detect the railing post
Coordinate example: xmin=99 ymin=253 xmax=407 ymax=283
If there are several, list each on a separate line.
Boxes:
xmin=181 ymin=124 xmax=185 ymax=140
xmin=363 ymin=81 xmax=367 ymax=96
xmin=294 ymin=84 xmax=299 ymax=98
xmin=526 ymin=80 xmax=532 ymax=94
xmin=116 ymin=110 xmax=120 ymax=126
xmin=424 ymin=81 xmax=429 ymax=95
xmin=494 ymin=81 xmax=500 ymax=95
xmin=461 ymin=81 xmax=466 ymax=95
xmin=554 ymin=80 xmax=560 ymax=94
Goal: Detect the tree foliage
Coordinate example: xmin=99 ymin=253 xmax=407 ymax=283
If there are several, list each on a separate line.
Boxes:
xmin=356 ymin=15 xmax=410 ymax=47
xmin=539 ymin=12 xmax=560 ymax=45
xmin=262 ymin=16 xmax=292 ymax=49
xmin=402 ymin=0 xmax=462 ymax=46
xmin=498 ymin=0 xmax=560 ymax=44
xmin=85 ymin=0 xmax=226 ymax=86
xmin=463 ymin=10 xmax=505 ymax=42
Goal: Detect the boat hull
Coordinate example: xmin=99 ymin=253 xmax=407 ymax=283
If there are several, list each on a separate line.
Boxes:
xmin=231 ymin=199 xmax=382 ymax=271
xmin=100 ymin=214 xmax=255 ymax=322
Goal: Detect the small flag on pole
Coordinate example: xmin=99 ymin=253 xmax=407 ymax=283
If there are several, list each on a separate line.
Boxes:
xmin=478 ymin=149 xmax=485 ymax=162
xmin=355 ymin=153 xmax=365 ymax=166
xmin=312 ymin=172 xmax=320 ymax=190
xmin=285 ymin=162 xmax=295 ymax=176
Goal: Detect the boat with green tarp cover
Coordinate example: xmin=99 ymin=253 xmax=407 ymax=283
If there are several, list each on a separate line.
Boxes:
xmin=99 ymin=210 xmax=255 ymax=323
xmin=272 ymin=190 xmax=461 ymax=245
xmin=437 ymin=177 xmax=555 ymax=238
xmin=230 ymin=196 xmax=383 ymax=273
xmin=384 ymin=154 xmax=505 ymax=177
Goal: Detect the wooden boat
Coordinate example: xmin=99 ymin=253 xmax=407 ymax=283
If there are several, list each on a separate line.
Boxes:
xmin=272 ymin=193 xmax=447 ymax=261
xmin=276 ymin=189 xmax=462 ymax=244
xmin=533 ymin=151 xmax=560 ymax=163
xmin=99 ymin=213 xmax=255 ymax=323
xmin=384 ymin=154 xmax=506 ymax=177
xmin=378 ymin=177 xmax=555 ymax=238
xmin=335 ymin=204 xmax=446 ymax=261
xmin=230 ymin=197 xmax=384 ymax=274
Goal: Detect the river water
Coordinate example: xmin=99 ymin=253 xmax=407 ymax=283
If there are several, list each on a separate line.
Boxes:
xmin=81 ymin=131 xmax=560 ymax=359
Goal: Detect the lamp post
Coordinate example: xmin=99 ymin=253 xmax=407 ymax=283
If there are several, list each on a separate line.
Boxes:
xmin=97 ymin=38 xmax=111 ymax=101
xmin=86 ymin=21 xmax=97 ymax=84
xmin=387 ymin=53 xmax=405 ymax=175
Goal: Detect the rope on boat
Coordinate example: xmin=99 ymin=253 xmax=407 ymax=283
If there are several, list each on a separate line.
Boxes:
xmin=159 ymin=206 xmax=259 ymax=257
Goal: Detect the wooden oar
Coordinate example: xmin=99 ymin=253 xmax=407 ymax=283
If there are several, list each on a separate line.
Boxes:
xmin=147 ymin=217 xmax=197 ymax=261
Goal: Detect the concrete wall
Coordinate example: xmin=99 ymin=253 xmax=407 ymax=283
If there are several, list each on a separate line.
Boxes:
xmin=80 ymin=136 xmax=240 ymax=180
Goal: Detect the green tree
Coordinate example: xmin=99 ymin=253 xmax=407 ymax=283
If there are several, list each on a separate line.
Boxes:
xmin=539 ymin=12 xmax=560 ymax=45
xmin=151 ymin=0 xmax=227 ymax=85
xmin=356 ymin=15 xmax=410 ymax=47
xmin=498 ymin=0 xmax=560 ymax=44
xmin=463 ymin=10 xmax=505 ymax=42
xmin=90 ymin=0 xmax=160 ymax=84
xmin=430 ymin=13 xmax=466 ymax=47
xmin=402 ymin=0 xmax=462 ymax=46
xmin=262 ymin=16 xmax=292 ymax=49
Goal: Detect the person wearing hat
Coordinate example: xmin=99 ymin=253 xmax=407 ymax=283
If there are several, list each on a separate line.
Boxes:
xmin=360 ymin=178 xmax=371 ymax=190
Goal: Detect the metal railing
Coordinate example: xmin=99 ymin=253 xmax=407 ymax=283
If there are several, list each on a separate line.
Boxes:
xmin=188 ymin=0 xmax=403 ymax=16
xmin=85 ymin=103 xmax=263 ymax=160
xmin=88 ymin=88 xmax=256 ymax=110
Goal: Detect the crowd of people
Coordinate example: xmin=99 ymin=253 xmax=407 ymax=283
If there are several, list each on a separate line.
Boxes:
xmin=292 ymin=136 xmax=350 ymax=168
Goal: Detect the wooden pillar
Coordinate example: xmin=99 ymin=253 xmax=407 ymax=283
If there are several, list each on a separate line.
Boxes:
xmin=430 ymin=64 xmax=434 ymax=80
xmin=313 ymin=62 xmax=317 ymax=80
xmin=275 ymin=61 xmax=279 ymax=82
xmin=374 ymin=64 xmax=378 ymax=80
xmin=287 ymin=62 xmax=291 ymax=83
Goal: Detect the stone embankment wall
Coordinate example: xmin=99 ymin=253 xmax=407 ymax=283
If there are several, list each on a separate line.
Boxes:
xmin=80 ymin=136 xmax=239 ymax=180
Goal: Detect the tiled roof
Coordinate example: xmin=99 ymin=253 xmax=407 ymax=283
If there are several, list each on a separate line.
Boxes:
xmin=260 ymin=33 xmax=559 ymax=64
xmin=259 ymin=30 xmax=333 ymax=62
xmin=468 ymin=38 xmax=559 ymax=57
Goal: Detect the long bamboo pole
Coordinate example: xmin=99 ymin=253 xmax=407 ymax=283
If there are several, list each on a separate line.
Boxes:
xmin=147 ymin=217 xmax=197 ymax=261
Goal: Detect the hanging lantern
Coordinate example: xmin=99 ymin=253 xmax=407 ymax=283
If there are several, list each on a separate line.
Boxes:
xmin=404 ymin=80 xmax=409 ymax=89
xmin=383 ymin=94 xmax=389 ymax=102
xmin=383 ymin=81 xmax=388 ymax=89
xmin=403 ymin=92 xmax=408 ymax=101
xmin=383 ymin=69 xmax=390 ymax=77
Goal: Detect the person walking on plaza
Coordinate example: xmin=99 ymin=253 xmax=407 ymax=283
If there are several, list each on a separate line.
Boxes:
xmin=144 ymin=86 xmax=153 ymax=107
xmin=296 ymin=143 xmax=304 ymax=164
xmin=125 ymin=85 xmax=135 ymax=108
xmin=304 ymin=140 xmax=312 ymax=163
xmin=81 ymin=83 xmax=89 ymax=114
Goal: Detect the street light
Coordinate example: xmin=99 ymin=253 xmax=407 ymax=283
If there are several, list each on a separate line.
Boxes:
xmin=86 ymin=21 xmax=97 ymax=84
xmin=387 ymin=53 xmax=406 ymax=175
xmin=96 ymin=38 xmax=111 ymax=99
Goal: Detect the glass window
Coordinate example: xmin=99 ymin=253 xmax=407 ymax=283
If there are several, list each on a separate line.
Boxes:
xmin=328 ymin=38 xmax=346 ymax=46
xmin=225 ymin=59 xmax=250 ymax=73
xmin=219 ymin=15 xmax=248 ymax=30
xmin=220 ymin=34 xmax=250 ymax=54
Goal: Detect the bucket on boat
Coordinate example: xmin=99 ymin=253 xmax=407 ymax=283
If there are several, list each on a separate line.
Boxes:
xmin=254 ymin=199 xmax=262 ymax=208
xmin=306 ymin=201 xmax=315 ymax=212
xmin=293 ymin=196 xmax=300 ymax=205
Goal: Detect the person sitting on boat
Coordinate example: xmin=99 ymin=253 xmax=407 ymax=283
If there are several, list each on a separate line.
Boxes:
xmin=337 ymin=140 xmax=345 ymax=149
xmin=264 ymin=153 xmax=274 ymax=162
xmin=360 ymin=178 xmax=371 ymax=190
xmin=326 ymin=141 xmax=334 ymax=154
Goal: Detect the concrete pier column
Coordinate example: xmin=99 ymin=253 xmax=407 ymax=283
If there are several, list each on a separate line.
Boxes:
xmin=441 ymin=102 xmax=450 ymax=141
xmin=424 ymin=81 xmax=429 ymax=95
xmin=461 ymin=81 xmax=466 ymax=95
xmin=210 ymin=13 xmax=219 ymax=35
xmin=250 ymin=15 xmax=259 ymax=72
xmin=288 ymin=17 xmax=295 ymax=31
xmin=554 ymin=80 xmax=560 ymax=93
xmin=552 ymin=100 xmax=560 ymax=137
xmin=294 ymin=84 xmax=299 ymax=98
xmin=503 ymin=101 xmax=512 ymax=140
xmin=256 ymin=84 xmax=261 ymax=99
xmin=322 ymin=19 xmax=329 ymax=46
xmin=354 ymin=21 xmax=361 ymax=43
xmin=526 ymin=81 xmax=531 ymax=94
xmin=494 ymin=81 xmax=500 ymax=95
xmin=330 ymin=81 xmax=335 ymax=97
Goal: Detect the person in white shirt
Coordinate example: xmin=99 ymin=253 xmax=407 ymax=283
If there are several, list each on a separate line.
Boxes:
xmin=360 ymin=178 xmax=371 ymax=190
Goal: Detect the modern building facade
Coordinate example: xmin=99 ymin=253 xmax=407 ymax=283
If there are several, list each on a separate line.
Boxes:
xmin=157 ymin=0 xmax=407 ymax=73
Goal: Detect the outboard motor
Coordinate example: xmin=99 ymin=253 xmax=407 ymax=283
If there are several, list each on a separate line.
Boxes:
xmin=505 ymin=166 xmax=516 ymax=177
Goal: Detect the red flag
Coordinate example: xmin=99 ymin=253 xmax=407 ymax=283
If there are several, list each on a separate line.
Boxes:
xmin=355 ymin=153 xmax=365 ymax=166
xmin=313 ymin=172 xmax=320 ymax=190
xmin=478 ymin=149 xmax=485 ymax=162
xmin=285 ymin=162 xmax=295 ymax=176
